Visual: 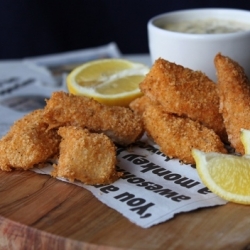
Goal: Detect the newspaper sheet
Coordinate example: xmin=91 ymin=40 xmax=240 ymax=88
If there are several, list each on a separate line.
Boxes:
xmin=0 ymin=43 xmax=227 ymax=228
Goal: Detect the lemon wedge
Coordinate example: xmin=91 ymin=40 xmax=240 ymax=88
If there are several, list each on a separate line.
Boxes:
xmin=66 ymin=58 xmax=149 ymax=106
xmin=192 ymin=148 xmax=250 ymax=204
xmin=240 ymin=128 xmax=250 ymax=155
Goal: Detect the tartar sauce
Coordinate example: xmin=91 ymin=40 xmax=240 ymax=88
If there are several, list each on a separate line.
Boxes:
xmin=162 ymin=18 xmax=250 ymax=34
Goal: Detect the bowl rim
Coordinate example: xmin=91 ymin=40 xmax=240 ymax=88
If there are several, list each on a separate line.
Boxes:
xmin=148 ymin=8 xmax=250 ymax=38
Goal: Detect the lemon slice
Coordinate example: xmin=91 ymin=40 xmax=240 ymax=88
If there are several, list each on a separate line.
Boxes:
xmin=66 ymin=58 xmax=149 ymax=106
xmin=241 ymin=128 xmax=250 ymax=155
xmin=192 ymin=148 xmax=250 ymax=204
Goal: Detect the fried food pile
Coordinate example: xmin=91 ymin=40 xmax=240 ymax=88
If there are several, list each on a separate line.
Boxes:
xmin=0 ymin=91 xmax=144 ymax=184
xmin=1 ymin=53 xmax=249 ymax=179
xmin=130 ymin=54 xmax=250 ymax=164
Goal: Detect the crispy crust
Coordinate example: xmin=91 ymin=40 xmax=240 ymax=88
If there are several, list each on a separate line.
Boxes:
xmin=0 ymin=109 xmax=60 ymax=171
xmin=143 ymin=101 xmax=227 ymax=164
xmin=129 ymin=95 xmax=152 ymax=116
xmin=140 ymin=58 xmax=227 ymax=142
xmin=52 ymin=126 xmax=122 ymax=184
xmin=215 ymin=53 xmax=250 ymax=154
xmin=43 ymin=91 xmax=144 ymax=145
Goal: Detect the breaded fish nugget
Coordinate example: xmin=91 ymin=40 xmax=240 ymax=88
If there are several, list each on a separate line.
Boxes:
xmin=129 ymin=95 xmax=152 ymax=116
xmin=140 ymin=58 xmax=227 ymax=142
xmin=143 ymin=102 xmax=227 ymax=164
xmin=43 ymin=91 xmax=143 ymax=146
xmin=215 ymin=53 xmax=250 ymax=154
xmin=0 ymin=110 xmax=60 ymax=171
xmin=52 ymin=126 xmax=122 ymax=184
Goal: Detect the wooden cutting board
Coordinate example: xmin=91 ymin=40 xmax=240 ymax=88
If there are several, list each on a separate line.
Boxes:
xmin=1 ymin=169 xmax=250 ymax=250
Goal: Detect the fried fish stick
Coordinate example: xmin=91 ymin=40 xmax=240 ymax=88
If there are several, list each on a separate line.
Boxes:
xmin=215 ymin=53 xmax=250 ymax=154
xmin=52 ymin=126 xmax=122 ymax=184
xmin=140 ymin=58 xmax=227 ymax=142
xmin=129 ymin=95 xmax=152 ymax=116
xmin=0 ymin=109 xmax=60 ymax=171
xmin=143 ymin=102 xmax=227 ymax=164
xmin=43 ymin=91 xmax=143 ymax=146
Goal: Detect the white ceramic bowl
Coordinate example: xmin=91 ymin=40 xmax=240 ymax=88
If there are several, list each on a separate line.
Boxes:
xmin=148 ymin=8 xmax=250 ymax=81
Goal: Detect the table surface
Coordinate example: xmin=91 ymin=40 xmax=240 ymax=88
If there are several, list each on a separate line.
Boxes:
xmin=1 ymin=169 xmax=250 ymax=250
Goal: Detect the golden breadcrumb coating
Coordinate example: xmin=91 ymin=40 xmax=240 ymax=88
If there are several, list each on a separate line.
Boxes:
xmin=52 ymin=126 xmax=122 ymax=184
xmin=43 ymin=91 xmax=144 ymax=146
xmin=143 ymin=102 xmax=227 ymax=164
xmin=0 ymin=109 xmax=60 ymax=171
xmin=140 ymin=58 xmax=227 ymax=142
xmin=215 ymin=53 xmax=250 ymax=154
xmin=129 ymin=95 xmax=152 ymax=116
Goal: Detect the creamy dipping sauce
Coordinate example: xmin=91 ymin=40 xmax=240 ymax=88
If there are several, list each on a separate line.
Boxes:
xmin=162 ymin=18 xmax=250 ymax=34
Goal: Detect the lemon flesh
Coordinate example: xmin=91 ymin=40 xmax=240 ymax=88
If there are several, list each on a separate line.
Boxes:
xmin=96 ymin=75 xmax=145 ymax=95
xmin=67 ymin=59 xmax=149 ymax=106
xmin=192 ymin=149 xmax=250 ymax=204
xmin=240 ymin=128 xmax=250 ymax=155
xmin=75 ymin=60 xmax=135 ymax=82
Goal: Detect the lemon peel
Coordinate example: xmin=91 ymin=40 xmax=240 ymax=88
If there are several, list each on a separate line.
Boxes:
xmin=66 ymin=58 xmax=149 ymax=106
xmin=192 ymin=147 xmax=250 ymax=205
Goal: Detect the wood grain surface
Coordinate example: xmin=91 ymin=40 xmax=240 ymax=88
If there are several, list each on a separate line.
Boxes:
xmin=1 ymin=170 xmax=250 ymax=250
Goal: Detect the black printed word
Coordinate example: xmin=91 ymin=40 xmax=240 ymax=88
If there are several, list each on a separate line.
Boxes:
xmin=122 ymin=154 xmax=200 ymax=189
xmin=117 ymin=167 xmax=190 ymax=202
xmin=197 ymin=187 xmax=211 ymax=195
xmin=116 ymin=142 xmax=171 ymax=162
xmin=114 ymin=192 xmax=154 ymax=219
xmin=0 ymin=78 xmax=35 ymax=95
xmin=93 ymin=184 xmax=119 ymax=193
